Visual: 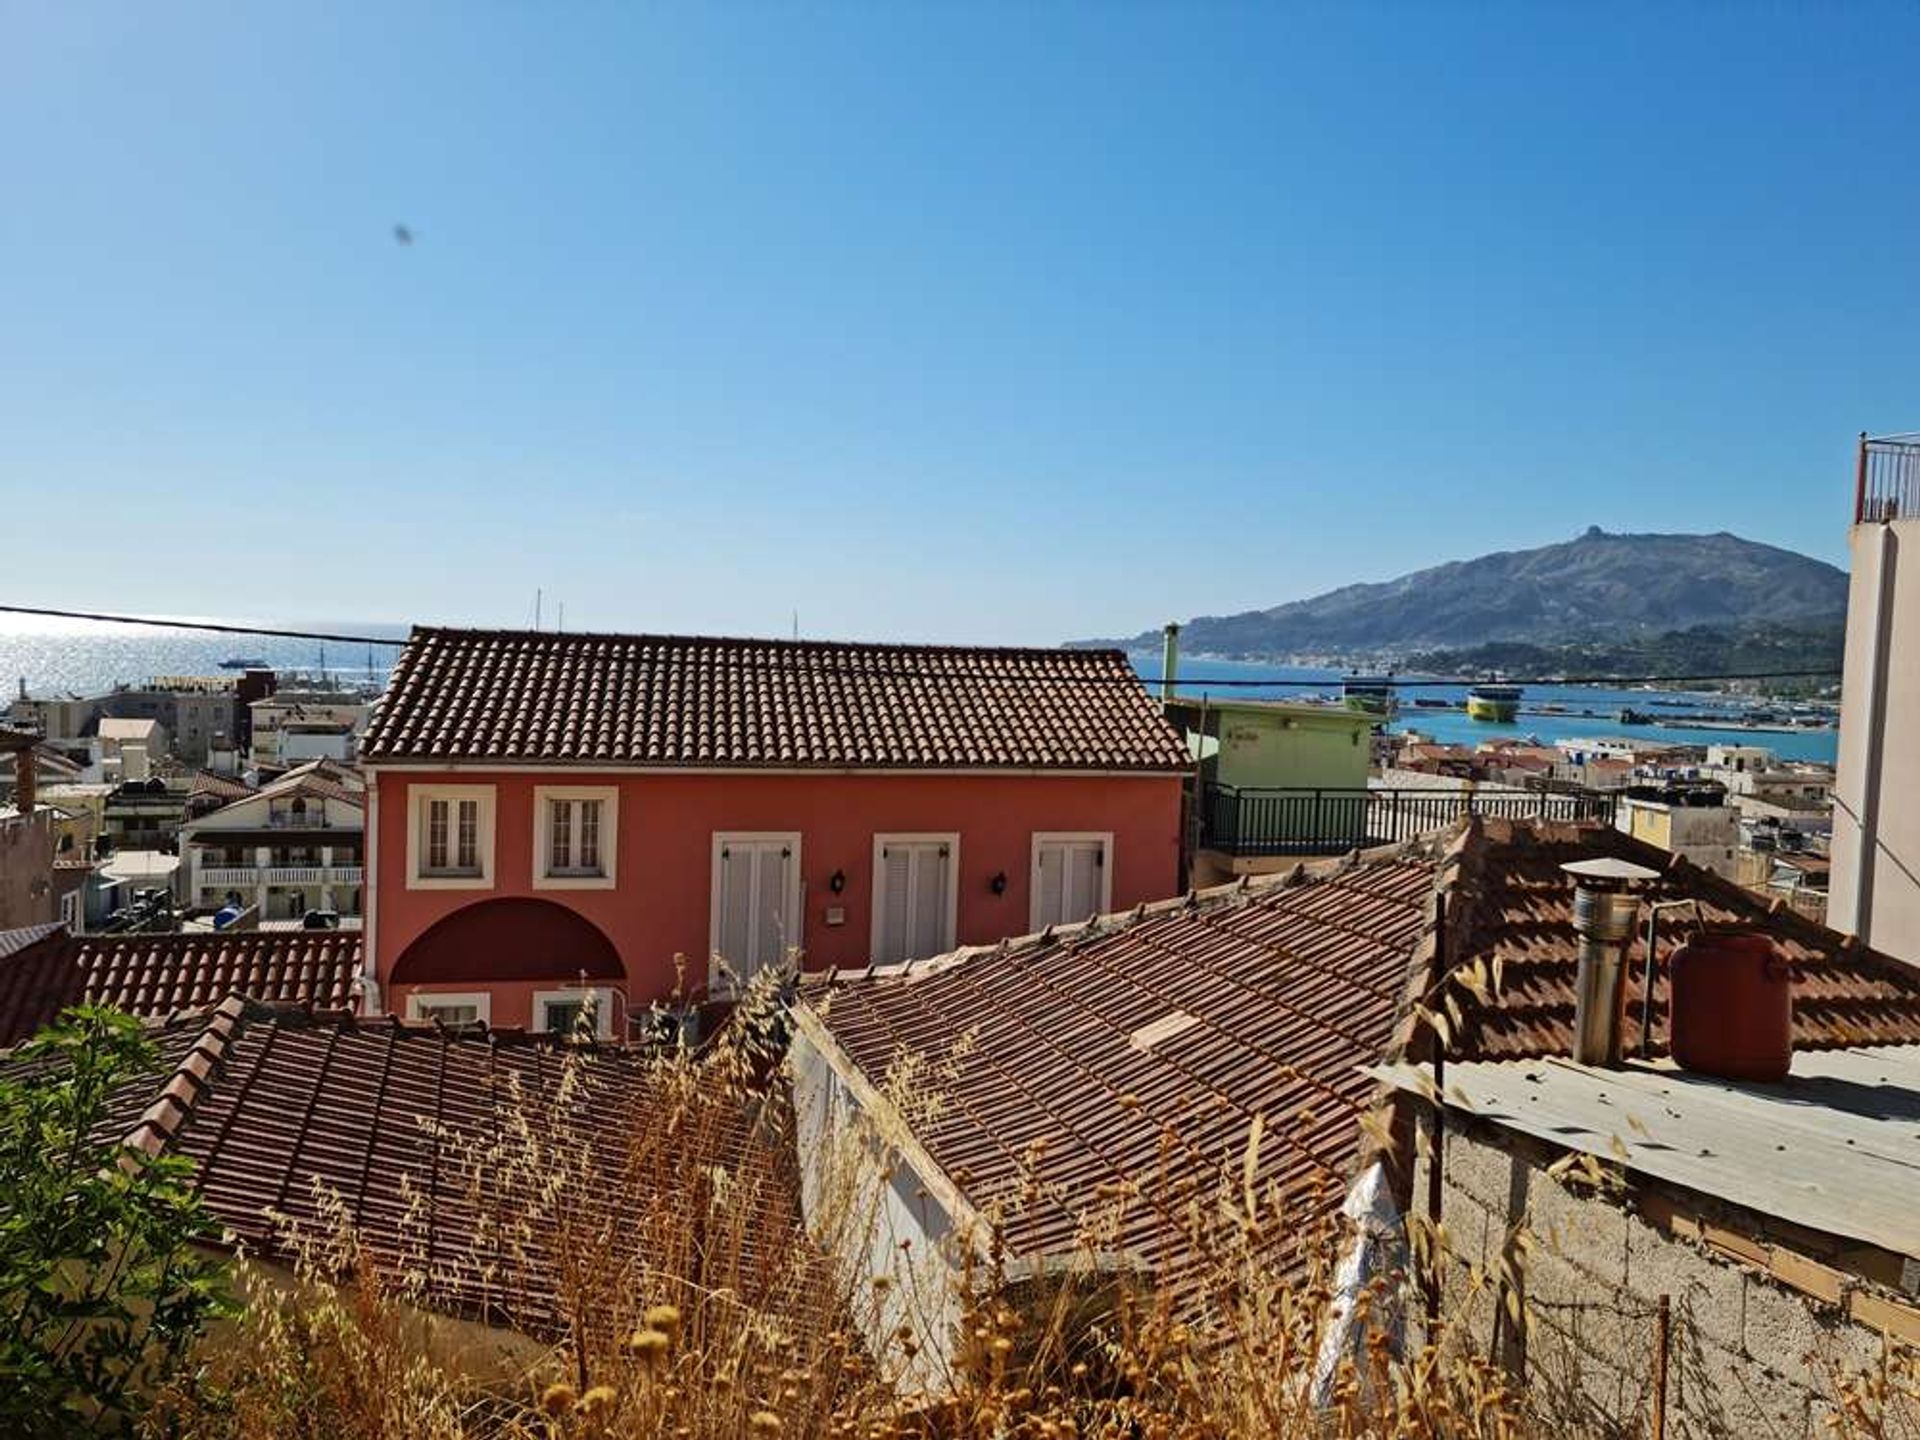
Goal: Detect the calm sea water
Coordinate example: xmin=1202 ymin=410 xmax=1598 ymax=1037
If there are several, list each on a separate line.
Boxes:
xmin=0 ymin=618 xmax=405 ymax=697
xmin=1141 ymin=656 xmax=1841 ymax=766
xmin=0 ymin=621 xmax=1840 ymax=767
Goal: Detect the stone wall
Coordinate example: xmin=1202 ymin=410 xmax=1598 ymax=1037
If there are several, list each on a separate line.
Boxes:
xmin=1415 ymin=1116 xmax=1912 ymax=1439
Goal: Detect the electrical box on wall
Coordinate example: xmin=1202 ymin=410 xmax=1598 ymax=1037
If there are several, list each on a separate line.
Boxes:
xmin=824 ymin=906 xmax=846 ymax=927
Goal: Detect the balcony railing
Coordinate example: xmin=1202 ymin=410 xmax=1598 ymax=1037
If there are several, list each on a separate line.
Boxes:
xmin=197 ymin=864 xmax=364 ymax=888
xmin=1200 ymin=784 xmax=1619 ymax=858
xmin=1856 ymin=433 xmax=1920 ymax=524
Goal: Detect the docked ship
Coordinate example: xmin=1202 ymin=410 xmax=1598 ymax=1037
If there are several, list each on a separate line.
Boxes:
xmin=1465 ymin=683 xmax=1523 ymax=723
xmin=1341 ymin=675 xmax=1397 ymax=719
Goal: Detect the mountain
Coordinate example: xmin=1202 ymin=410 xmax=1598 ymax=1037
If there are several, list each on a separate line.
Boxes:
xmin=1079 ymin=528 xmax=1849 ymax=662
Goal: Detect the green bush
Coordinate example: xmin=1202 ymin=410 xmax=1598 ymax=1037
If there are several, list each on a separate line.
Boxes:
xmin=0 ymin=1007 xmax=230 ymax=1437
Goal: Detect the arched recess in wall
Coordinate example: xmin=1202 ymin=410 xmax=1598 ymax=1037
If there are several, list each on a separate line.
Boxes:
xmin=390 ymin=897 xmax=626 ymax=985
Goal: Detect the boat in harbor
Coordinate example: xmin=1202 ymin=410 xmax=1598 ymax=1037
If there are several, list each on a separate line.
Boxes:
xmin=216 ymin=656 xmax=269 ymax=670
xmin=1465 ymin=683 xmax=1523 ymax=722
xmin=1341 ymin=675 xmax=1397 ymax=719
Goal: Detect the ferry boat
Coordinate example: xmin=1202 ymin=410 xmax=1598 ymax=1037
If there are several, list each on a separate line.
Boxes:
xmin=217 ymin=656 xmax=269 ymax=671
xmin=1341 ymin=675 xmax=1397 ymax=719
xmin=1465 ymin=683 xmax=1523 ymax=723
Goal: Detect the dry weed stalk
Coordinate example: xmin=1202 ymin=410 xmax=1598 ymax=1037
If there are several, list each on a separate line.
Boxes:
xmin=144 ymin=976 xmax=1916 ymax=1439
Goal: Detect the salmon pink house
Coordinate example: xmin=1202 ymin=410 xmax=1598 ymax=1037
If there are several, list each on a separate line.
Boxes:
xmin=359 ymin=628 xmax=1189 ymax=1035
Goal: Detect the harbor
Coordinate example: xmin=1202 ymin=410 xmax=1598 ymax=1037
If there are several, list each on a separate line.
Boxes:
xmin=1154 ymin=656 xmax=1841 ymax=764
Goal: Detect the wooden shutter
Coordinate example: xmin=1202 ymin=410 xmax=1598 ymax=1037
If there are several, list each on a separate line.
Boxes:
xmin=1064 ymin=840 xmax=1104 ymax=922
xmin=716 ymin=839 xmax=798 ymax=983
xmin=1033 ymin=838 xmax=1107 ymax=929
xmin=909 ymin=844 xmax=950 ymax=960
xmin=878 ymin=842 xmax=915 ymax=964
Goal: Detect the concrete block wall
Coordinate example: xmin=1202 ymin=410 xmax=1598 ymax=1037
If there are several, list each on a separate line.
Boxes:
xmin=1415 ymin=1117 xmax=1903 ymax=1439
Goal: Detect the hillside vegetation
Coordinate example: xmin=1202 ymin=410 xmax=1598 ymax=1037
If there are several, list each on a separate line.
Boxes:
xmin=1079 ymin=529 xmax=1848 ymax=663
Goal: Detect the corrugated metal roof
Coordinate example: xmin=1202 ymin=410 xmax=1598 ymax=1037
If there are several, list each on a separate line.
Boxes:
xmin=1372 ymin=1046 xmax=1920 ymax=1262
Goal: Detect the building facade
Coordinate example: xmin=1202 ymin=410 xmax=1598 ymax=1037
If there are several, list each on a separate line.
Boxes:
xmin=181 ymin=760 xmax=364 ymax=921
xmin=1830 ymin=433 xmax=1920 ymax=959
xmin=361 ymin=628 xmax=1189 ymax=1032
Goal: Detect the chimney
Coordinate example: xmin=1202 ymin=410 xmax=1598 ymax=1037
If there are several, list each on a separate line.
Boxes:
xmin=1562 ymin=857 xmax=1660 ymax=1066
xmin=13 ymin=742 xmax=34 ymax=820
xmin=1160 ymin=622 xmax=1181 ymax=704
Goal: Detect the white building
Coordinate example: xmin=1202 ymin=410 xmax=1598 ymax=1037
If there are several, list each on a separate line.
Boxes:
xmin=248 ymin=696 xmax=367 ymax=771
xmin=180 ymin=759 xmax=365 ymax=921
xmin=1831 ymin=432 xmax=1920 ymax=961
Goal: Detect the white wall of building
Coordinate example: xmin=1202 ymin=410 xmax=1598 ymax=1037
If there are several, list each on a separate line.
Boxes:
xmin=1831 ymin=520 xmax=1920 ymax=959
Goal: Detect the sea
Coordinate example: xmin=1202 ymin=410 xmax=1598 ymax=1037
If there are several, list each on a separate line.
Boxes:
xmin=0 ymin=616 xmax=407 ymax=698
xmin=1142 ymin=656 xmax=1841 ymax=766
xmin=0 ymin=618 xmax=1841 ymax=767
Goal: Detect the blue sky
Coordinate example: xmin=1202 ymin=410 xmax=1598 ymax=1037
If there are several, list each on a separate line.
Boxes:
xmin=4 ymin=3 xmax=1917 ymax=645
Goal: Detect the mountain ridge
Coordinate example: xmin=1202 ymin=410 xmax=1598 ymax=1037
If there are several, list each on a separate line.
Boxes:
xmin=1075 ymin=528 xmax=1848 ymax=662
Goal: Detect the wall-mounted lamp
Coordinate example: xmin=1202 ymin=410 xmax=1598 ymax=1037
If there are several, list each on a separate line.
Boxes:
xmin=829 ymin=869 xmax=846 ymax=894
xmin=989 ymin=870 xmax=1008 ymax=896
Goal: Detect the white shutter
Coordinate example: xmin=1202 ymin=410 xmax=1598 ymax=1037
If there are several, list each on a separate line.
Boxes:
xmin=718 ymin=843 xmax=755 ymax=977
xmin=715 ymin=838 xmax=799 ymax=983
xmin=1035 ymin=842 xmax=1067 ymax=929
xmin=753 ymin=843 xmax=794 ymax=973
xmin=1065 ymin=841 xmax=1103 ymax=921
xmin=1033 ymin=837 xmax=1108 ymax=929
xmin=878 ymin=843 xmax=915 ymax=963
xmin=910 ymin=844 xmax=950 ymax=960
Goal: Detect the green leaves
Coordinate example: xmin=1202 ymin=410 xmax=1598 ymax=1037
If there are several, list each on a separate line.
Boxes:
xmin=0 ymin=1007 xmax=231 ymax=1437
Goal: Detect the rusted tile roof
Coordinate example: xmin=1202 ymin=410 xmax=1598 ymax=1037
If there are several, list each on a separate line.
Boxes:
xmin=798 ymin=845 xmax=1444 ymax=1299
xmin=8 ymin=999 xmax=803 ymax=1335
xmin=1441 ymin=817 xmax=1920 ymax=1062
xmin=360 ymin=627 xmax=1190 ymax=771
xmin=0 ymin=926 xmax=362 ymax=1046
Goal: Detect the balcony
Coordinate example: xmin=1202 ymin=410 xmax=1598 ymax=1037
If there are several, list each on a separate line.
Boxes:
xmin=265 ymin=811 xmax=338 ymax=829
xmin=197 ymin=864 xmax=364 ymax=888
xmin=1200 ymin=784 xmax=1618 ymax=859
xmin=1856 ymin=433 xmax=1920 ymax=524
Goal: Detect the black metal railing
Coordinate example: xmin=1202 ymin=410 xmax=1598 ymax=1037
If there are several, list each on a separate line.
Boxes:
xmin=1856 ymin=433 xmax=1920 ymax=524
xmin=1200 ymin=784 xmax=1618 ymax=858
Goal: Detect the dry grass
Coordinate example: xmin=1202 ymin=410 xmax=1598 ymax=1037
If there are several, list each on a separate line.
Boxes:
xmin=143 ymin=978 xmax=1914 ymax=1440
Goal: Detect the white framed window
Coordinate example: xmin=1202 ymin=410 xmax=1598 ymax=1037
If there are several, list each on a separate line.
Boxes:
xmin=534 ymin=987 xmax=617 ymax=1039
xmin=406 ymin=784 xmax=496 ymax=889
xmin=533 ymin=785 xmax=619 ymax=889
xmin=710 ymin=833 xmax=803 ymax=992
xmin=871 ymin=833 xmax=959 ymax=965
xmin=1030 ymin=832 xmax=1112 ymax=931
xmin=408 ymin=992 xmax=492 ymax=1026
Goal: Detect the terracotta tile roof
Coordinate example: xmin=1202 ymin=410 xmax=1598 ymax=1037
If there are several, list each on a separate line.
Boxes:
xmin=796 ymin=817 xmax=1920 ymax=1307
xmin=797 ymin=844 xmax=1443 ymax=1301
xmin=0 ymin=927 xmax=363 ymax=1047
xmin=11 ymin=1000 xmax=803 ymax=1334
xmin=1438 ymin=817 xmax=1920 ymax=1063
xmin=253 ymin=759 xmax=363 ymax=806
xmin=188 ymin=771 xmax=253 ymax=805
xmin=361 ymin=627 xmax=1190 ymax=771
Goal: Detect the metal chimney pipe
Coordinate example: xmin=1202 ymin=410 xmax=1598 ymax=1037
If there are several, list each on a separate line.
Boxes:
xmin=1563 ymin=857 xmax=1660 ymax=1066
xmin=1161 ymin=622 xmax=1181 ymax=704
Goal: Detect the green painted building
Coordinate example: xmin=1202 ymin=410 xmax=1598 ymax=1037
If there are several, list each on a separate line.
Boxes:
xmin=1168 ymin=699 xmax=1373 ymax=791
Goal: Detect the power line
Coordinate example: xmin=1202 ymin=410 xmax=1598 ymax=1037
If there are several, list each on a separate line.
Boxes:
xmin=0 ymin=602 xmax=1841 ymax=689
xmin=0 ymin=604 xmax=406 ymax=648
